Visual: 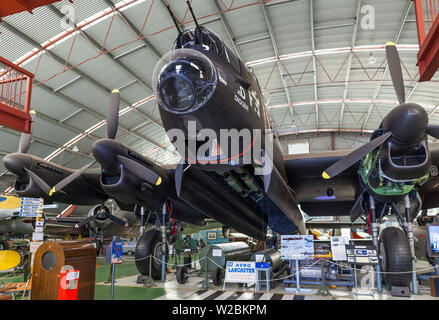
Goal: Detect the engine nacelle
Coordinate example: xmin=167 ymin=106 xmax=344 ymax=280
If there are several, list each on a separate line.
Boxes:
xmin=88 ymin=205 xmax=111 ymax=229
xmin=100 ymin=165 xmax=166 ymax=209
xmin=0 ymin=220 xmax=35 ymax=234
xmin=13 ymin=176 xmax=43 ymax=198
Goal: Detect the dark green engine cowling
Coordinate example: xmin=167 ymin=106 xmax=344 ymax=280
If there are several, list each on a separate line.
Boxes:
xmin=359 ymin=149 xmax=429 ymax=198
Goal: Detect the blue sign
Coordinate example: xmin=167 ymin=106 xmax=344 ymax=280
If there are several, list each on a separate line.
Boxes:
xmin=111 ymin=241 xmax=124 ymax=264
xmin=255 ymin=262 xmax=270 ymax=269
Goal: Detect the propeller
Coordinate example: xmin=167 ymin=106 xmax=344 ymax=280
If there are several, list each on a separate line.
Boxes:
xmin=23 ymin=167 xmax=54 ymax=195
xmin=426 ymin=125 xmax=439 ymax=140
xmin=108 ymin=215 xmax=129 ymax=227
xmin=117 ymin=155 xmax=162 ymax=186
xmin=386 ymin=42 xmax=439 ymax=140
xmin=18 ymin=110 xmax=36 ymax=154
xmin=386 ymin=42 xmax=405 ymax=105
xmin=74 ymin=215 xmax=95 ymax=229
xmin=74 ymin=213 xmax=128 ymax=229
xmin=106 ymin=89 xmax=120 ymax=140
xmin=48 ymin=160 xmax=97 ymax=196
xmin=322 ymin=131 xmax=392 ymax=179
xmin=46 ymin=89 xmax=119 ymax=196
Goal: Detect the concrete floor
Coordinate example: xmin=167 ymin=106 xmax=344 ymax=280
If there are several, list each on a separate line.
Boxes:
xmin=97 ymin=259 xmax=439 ymax=300
xmin=1 ymin=256 xmax=437 ymax=300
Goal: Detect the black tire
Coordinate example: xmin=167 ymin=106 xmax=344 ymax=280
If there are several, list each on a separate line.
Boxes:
xmin=176 ymin=266 xmax=188 ymax=284
xmin=212 ymin=267 xmax=223 ymax=286
xmin=379 ymin=227 xmax=412 ymax=287
xmin=135 ymin=230 xmax=168 ymax=280
xmin=15 ymin=246 xmax=28 ymax=267
xmin=0 ymin=240 xmax=9 ymax=251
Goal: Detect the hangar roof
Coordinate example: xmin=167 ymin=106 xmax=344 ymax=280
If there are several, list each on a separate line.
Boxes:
xmin=0 ymin=0 xmax=438 ymax=199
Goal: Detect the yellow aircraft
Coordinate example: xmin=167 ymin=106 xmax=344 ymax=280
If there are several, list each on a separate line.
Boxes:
xmin=0 ymin=195 xmax=22 ymax=220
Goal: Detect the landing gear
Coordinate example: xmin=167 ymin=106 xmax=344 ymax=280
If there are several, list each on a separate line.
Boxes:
xmin=379 ymin=227 xmax=412 ymax=288
xmin=176 ymin=266 xmax=189 ymax=284
xmin=212 ymin=267 xmax=223 ymax=286
xmin=367 ymin=193 xmax=419 ymax=295
xmin=135 ymin=229 xmax=168 ymax=280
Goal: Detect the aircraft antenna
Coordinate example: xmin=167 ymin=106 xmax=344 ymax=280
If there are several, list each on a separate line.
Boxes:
xmin=165 ymin=3 xmax=182 ymax=35
xmin=186 ymin=1 xmax=201 ymax=33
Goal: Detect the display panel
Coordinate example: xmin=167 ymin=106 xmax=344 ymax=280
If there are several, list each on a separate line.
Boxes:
xmin=427 ymin=225 xmax=439 ymax=258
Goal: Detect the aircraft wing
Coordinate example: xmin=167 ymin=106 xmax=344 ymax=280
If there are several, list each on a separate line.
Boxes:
xmin=283 ymin=150 xmax=362 ymax=217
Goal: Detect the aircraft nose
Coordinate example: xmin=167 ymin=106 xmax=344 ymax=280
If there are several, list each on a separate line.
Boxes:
xmin=3 ymin=153 xmax=30 ymax=176
xmin=153 ymin=48 xmax=217 ymax=113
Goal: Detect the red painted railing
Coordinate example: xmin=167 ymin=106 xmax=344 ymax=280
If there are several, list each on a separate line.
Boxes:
xmin=0 ymin=57 xmax=34 ymax=133
xmin=413 ymin=0 xmax=439 ymax=81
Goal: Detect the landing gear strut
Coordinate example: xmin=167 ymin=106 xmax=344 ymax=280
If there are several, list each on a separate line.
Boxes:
xmin=372 ymin=194 xmax=418 ymax=296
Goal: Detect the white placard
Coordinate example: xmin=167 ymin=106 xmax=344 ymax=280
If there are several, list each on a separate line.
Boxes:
xmin=35 ymin=221 xmax=44 ymax=227
xmin=330 ymin=236 xmax=350 ymax=261
xmin=224 ymin=261 xmax=256 ymax=284
xmin=281 ymin=235 xmax=314 ymax=260
xmin=212 ymin=249 xmax=222 ymax=257
xmin=32 ymin=232 xmax=44 ymax=241
xmin=66 ymin=271 xmax=80 ymax=281
xmin=35 ymin=226 xmax=44 ymax=233
xmin=255 ymin=254 xmax=264 ymax=262
xmin=30 ymin=241 xmax=43 ymax=267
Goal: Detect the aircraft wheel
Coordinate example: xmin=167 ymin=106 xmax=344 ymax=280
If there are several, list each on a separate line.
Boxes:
xmin=135 ymin=229 xmax=168 ymax=279
xmin=212 ymin=267 xmax=223 ymax=286
xmin=176 ymin=266 xmax=188 ymax=284
xmin=0 ymin=240 xmax=9 ymax=251
xmin=379 ymin=227 xmax=412 ymax=287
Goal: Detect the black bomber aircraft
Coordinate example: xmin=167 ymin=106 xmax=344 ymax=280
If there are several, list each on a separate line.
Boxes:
xmin=4 ymin=3 xmax=439 ymax=290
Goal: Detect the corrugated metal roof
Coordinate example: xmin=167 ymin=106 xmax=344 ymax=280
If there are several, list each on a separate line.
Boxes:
xmin=0 ymin=0 xmax=438 ymax=181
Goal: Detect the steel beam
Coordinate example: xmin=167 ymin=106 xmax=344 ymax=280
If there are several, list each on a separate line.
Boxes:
xmin=2 ymin=21 xmax=176 ymax=159
xmin=212 ymin=0 xmax=244 ymax=61
xmin=361 ymin=0 xmax=412 ymax=130
xmin=2 ymin=21 xmax=164 ymax=131
xmin=310 ymin=0 xmax=319 ymax=131
xmin=48 ymin=5 xmax=154 ymax=93
xmin=261 ymin=2 xmax=296 ymax=131
xmin=339 ymin=0 xmax=361 ymax=130
xmin=103 ymin=0 xmax=163 ymax=59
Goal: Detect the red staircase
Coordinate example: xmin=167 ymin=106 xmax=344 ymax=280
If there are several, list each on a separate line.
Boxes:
xmin=413 ymin=0 xmax=439 ymax=81
xmin=0 ymin=56 xmax=34 ymax=133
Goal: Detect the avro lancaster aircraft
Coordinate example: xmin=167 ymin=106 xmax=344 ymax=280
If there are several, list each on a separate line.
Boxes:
xmin=4 ymin=3 xmax=439 ymax=290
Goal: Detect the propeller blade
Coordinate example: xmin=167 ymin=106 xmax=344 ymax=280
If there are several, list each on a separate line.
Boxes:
xmin=23 ymin=168 xmax=52 ymax=195
xmin=108 ymin=215 xmax=128 ymax=227
xmin=426 ymin=125 xmax=439 ymax=139
xmin=322 ymin=131 xmax=392 ymax=179
xmin=74 ymin=216 xmax=95 ymax=229
xmin=107 ymin=89 xmax=120 ymax=140
xmin=117 ymin=155 xmax=162 ymax=186
xmin=386 ymin=42 xmax=405 ymax=104
xmin=18 ymin=110 xmax=36 ymax=154
xmin=350 ymin=191 xmax=364 ymax=223
xmin=49 ymin=160 xmax=96 ymax=196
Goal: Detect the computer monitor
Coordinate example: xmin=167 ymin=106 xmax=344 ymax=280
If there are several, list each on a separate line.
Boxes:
xmin=426 ymin=225 xmax=439 ymax=258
